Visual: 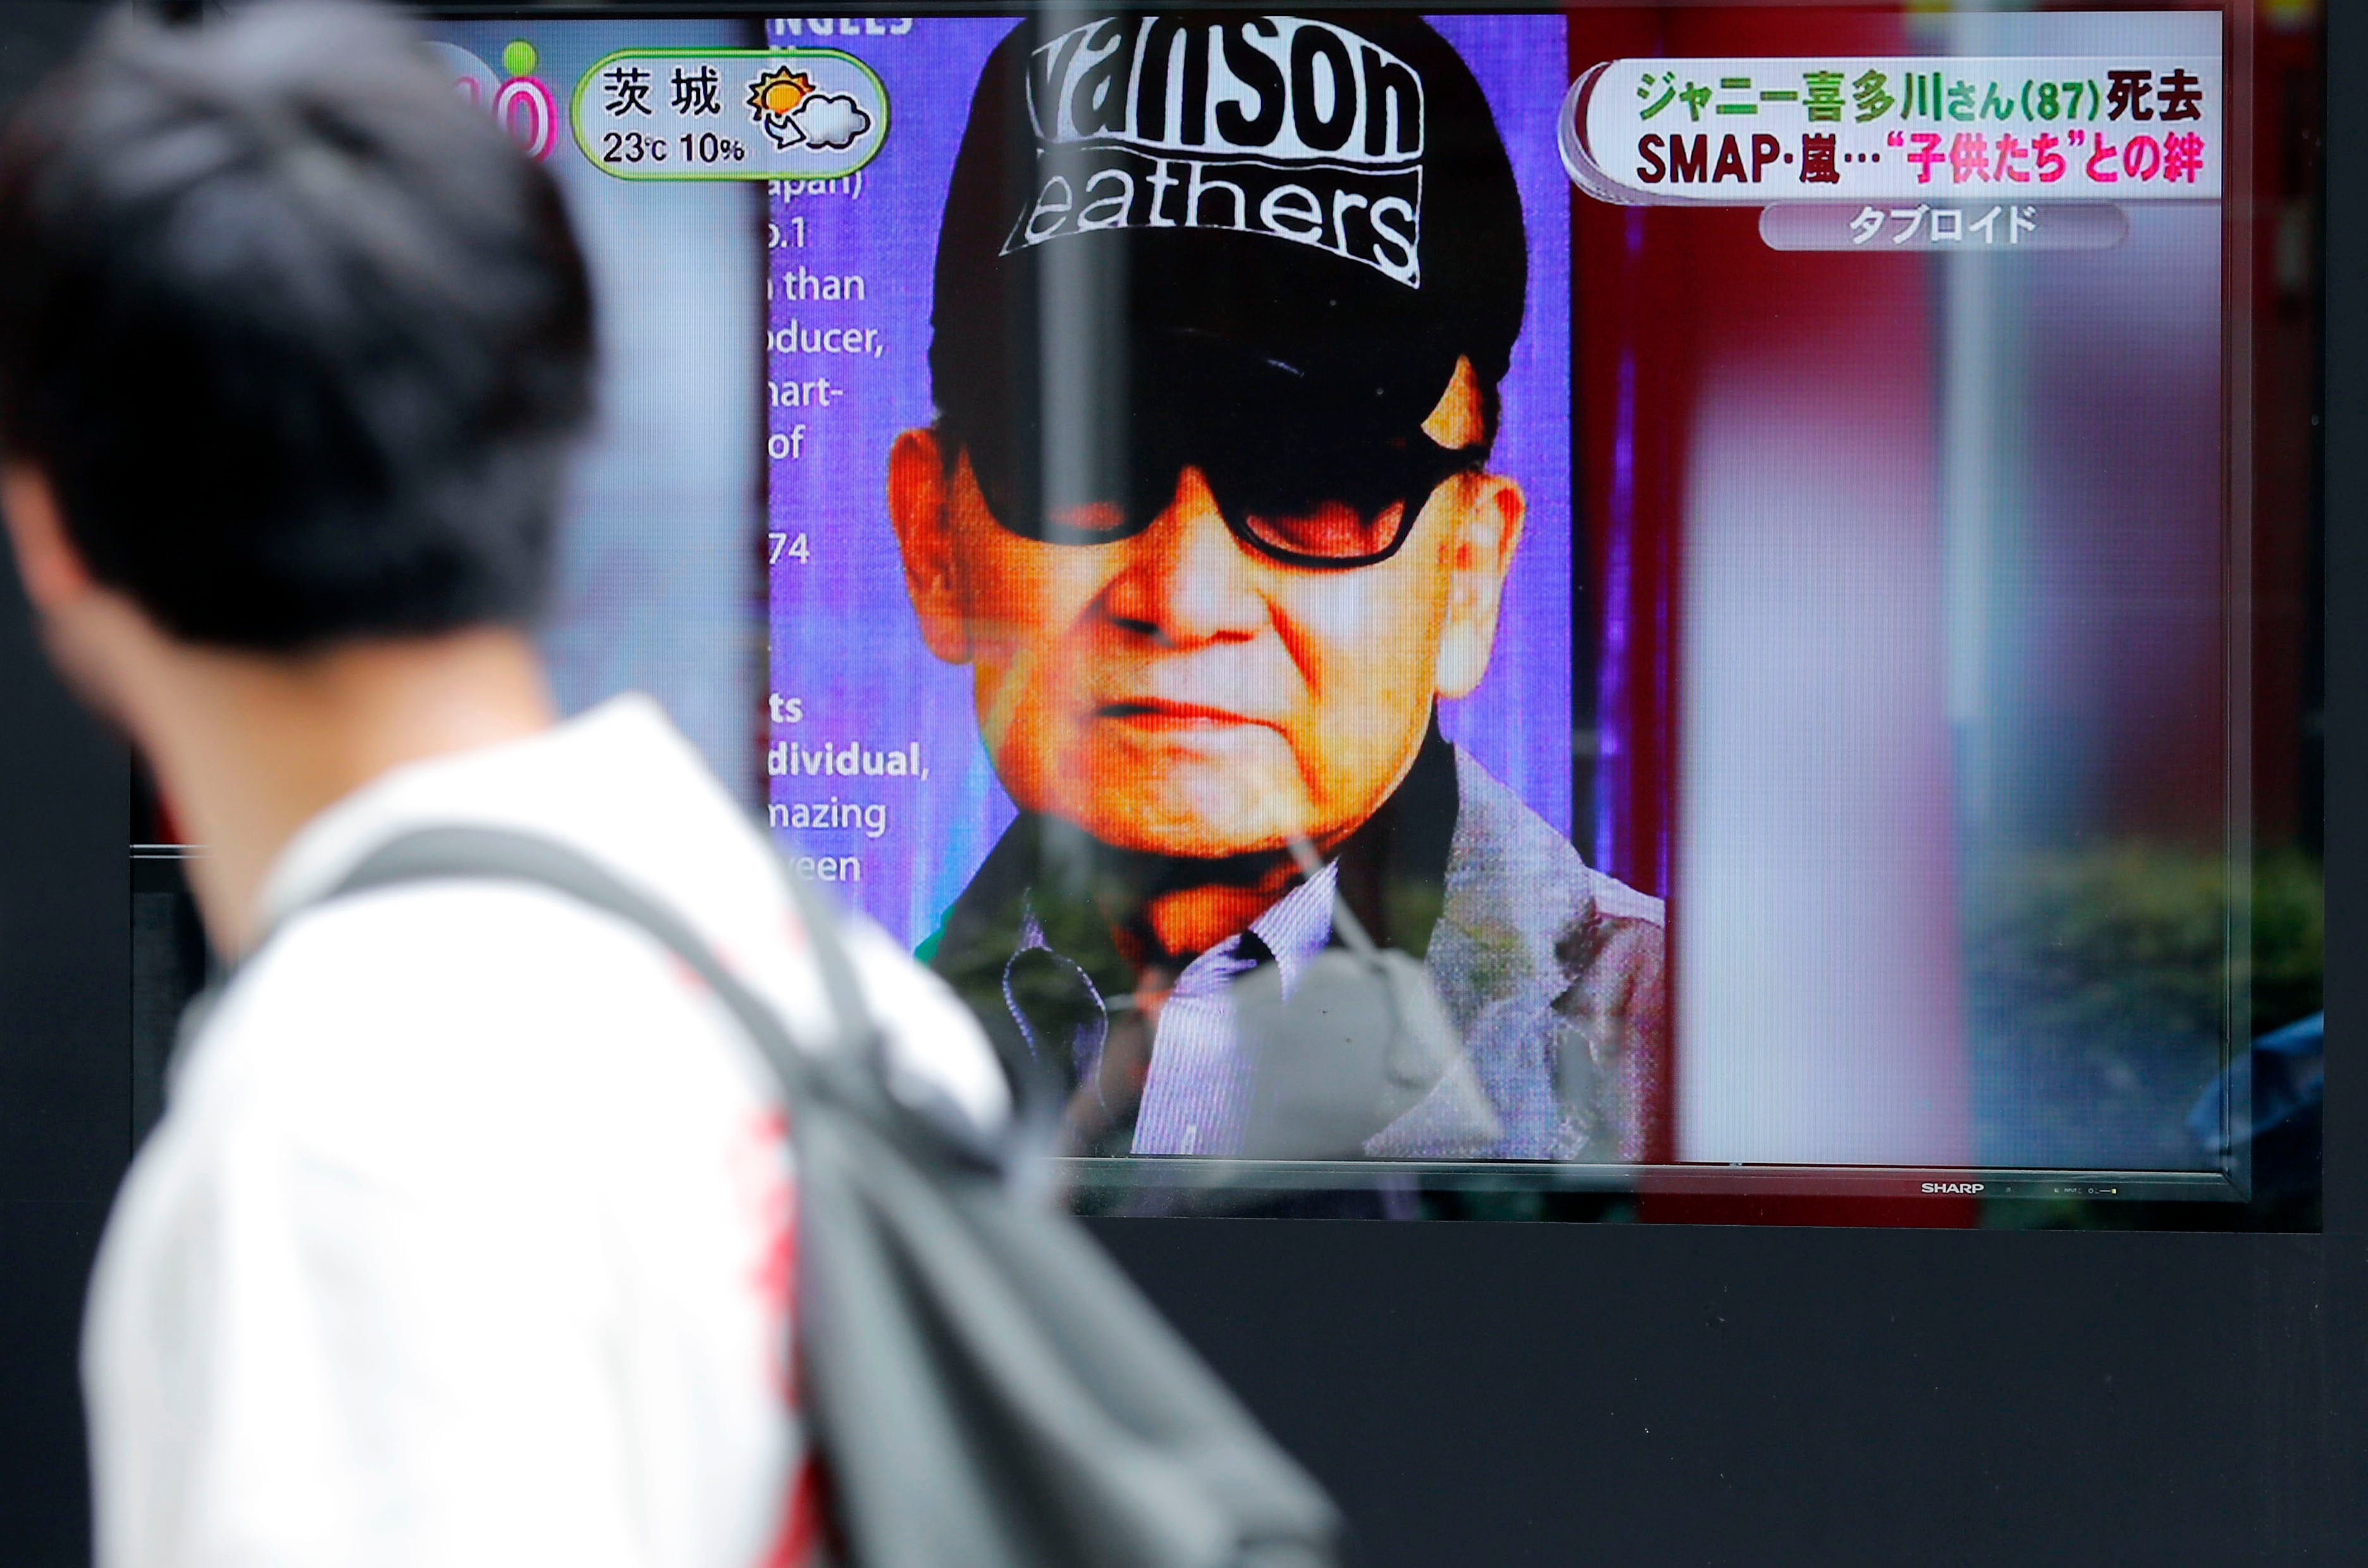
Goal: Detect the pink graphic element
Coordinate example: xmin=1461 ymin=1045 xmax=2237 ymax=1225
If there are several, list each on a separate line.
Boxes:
xmin=2034 ymin=132 xmax=2066 ymax=183
xmin=1905 ymin=131 xmax=1944 ymax=183
xmin=2162 ymin=132 xmax=2206 ymax=183
xmin=1947 ymin=131 xmax=1990 ymax=184
xmin=1992 ymin=133 xmax=2030 ymax=183
xmin=493 ymin=75 xmax=558 ymax=161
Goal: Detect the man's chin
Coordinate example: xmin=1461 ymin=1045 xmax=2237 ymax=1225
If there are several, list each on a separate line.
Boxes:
xmin=1005 ymin=731 xmax=1319 ymax=856
xmin=1036 ymin=780 xmax=1308 ymax=861
xmin=1063 ymin=812 xmax=1293 ymax=861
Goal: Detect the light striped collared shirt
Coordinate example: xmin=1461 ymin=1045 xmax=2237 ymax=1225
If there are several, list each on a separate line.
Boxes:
xmin=1128 ymin=861 xmax=1342 ymax=1156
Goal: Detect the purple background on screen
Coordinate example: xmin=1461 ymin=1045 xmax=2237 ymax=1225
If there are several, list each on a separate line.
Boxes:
xmin=767 ymin=14 xmax=1574 ymax=946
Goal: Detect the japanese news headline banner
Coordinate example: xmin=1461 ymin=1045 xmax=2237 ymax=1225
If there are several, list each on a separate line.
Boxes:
xmin=1564 ymin=51 xmax=2221 ymax=254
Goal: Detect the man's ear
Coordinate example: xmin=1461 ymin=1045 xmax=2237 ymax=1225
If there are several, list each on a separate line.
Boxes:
xmin=0 ymin=462 xmax=159 ymax=727
xmin=887 ymin=427 xmax=972 ymax=665
xmin=1 ymin=464 xmax=95 ymax=616
xmin=1433 ymin=472 xmax=1525 ymax=701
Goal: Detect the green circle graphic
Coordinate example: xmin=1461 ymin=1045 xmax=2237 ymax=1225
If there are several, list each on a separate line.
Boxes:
xmin=500 ymin=39 xmax=536 ymax=79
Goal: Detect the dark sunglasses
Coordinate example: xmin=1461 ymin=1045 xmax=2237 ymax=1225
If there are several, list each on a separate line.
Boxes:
xmin=951 ymin=425 xmax=1484 ymax=570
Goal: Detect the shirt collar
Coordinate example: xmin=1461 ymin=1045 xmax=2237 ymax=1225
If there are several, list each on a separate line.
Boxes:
xmin=1232 ymin=858 xmax=1340 ymax=996
xmin=1018 ymin=854 xmax=1339 ymax=997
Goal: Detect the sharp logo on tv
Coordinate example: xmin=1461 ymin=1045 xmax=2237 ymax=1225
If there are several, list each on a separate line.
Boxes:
xmin=1008 ymin=15 xmax=1425 ymax=285
xmin=1922 ymin=1182 xmax=1986 ymax=1195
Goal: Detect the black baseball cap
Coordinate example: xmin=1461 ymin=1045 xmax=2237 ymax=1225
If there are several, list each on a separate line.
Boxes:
xmin=929 ymin=13 xmax=1527 ymax=531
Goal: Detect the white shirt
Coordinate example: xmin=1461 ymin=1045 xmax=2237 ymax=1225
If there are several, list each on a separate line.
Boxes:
xmin=1128 ymin=861 xmax=1340 ymax=1157
xmin=82 ymin=695 xmax=1008 ymax=1568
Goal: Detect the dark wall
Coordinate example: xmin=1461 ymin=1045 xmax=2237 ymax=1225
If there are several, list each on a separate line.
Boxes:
xmin=0 ymin=13 xmax=123 ymax=1565
xmin=1091 ymin=1225 xmax=2368 ymax=1565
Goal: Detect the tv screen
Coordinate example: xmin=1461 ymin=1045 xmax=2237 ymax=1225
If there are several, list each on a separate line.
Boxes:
xmin=135 ymin=3 xmax=2323 ymax=1229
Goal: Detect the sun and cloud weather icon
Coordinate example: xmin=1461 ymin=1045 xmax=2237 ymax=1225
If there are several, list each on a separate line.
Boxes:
xmin=574 ymin=49 xmax=885 ymax=179
xmin=746 ymin=66 xmax=873 ymax=152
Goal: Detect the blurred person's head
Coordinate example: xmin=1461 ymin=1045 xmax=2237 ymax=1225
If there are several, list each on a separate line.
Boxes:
xmin=0 ymin=0 xmax=591 ymax=664
xmin=890 ymin=15 xmax=1527 ymax=868
xmin=0 ymin=0 xmax=593 ymax=946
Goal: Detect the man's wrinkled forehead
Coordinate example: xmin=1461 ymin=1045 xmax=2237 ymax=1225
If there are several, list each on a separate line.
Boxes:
xmin=1007 ymin=15 xmax=1428 ymax=287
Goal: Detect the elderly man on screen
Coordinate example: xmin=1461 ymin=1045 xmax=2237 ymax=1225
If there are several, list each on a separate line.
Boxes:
xmin=890 ymin=13 xmax=1665 ymax=1163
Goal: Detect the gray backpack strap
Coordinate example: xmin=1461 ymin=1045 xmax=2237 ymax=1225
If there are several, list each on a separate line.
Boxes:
xmin=305 ymin=826 xmax=1341 ymax=1568
xmin=772 ymin=849 xmax=882 ymax=1063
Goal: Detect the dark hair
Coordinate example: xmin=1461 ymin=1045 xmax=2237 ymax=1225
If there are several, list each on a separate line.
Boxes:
xmin=0 ymin=0 xmax=593 ymax=652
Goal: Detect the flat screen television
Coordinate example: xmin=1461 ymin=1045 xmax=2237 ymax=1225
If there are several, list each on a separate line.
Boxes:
xmin=132 ymin=2 xmax=2326 ymax=1230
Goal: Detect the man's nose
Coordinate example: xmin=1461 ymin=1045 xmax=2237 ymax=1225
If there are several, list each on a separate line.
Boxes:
xmin=1098 ymin=467 xmax=1267 ymax=646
